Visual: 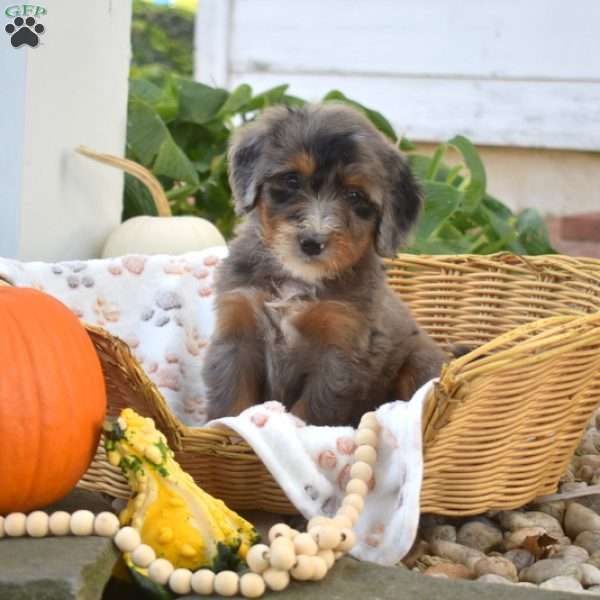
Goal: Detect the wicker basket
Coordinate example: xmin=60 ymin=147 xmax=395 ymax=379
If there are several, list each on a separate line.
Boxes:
xmin=2 ymin=253 xmax=600 ymax=516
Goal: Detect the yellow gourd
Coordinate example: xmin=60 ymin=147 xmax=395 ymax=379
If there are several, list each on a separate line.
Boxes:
xmin=103 ymin=409 xmax=258 ymax=573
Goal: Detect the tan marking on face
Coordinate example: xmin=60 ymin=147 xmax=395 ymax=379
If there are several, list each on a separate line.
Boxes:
xmin=286 ymin=151 xmax=315 ymax=176
xmin=292 ymin=300 xmax=363 ymax=353
xmin=342 ymin=172 xmax=372 ymax=190
xmin=328 ymin=229 xmax=373 ymax=274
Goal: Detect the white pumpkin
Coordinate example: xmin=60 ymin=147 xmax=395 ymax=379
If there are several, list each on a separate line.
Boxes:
xmin=102 ymin=215 xmax=225 ymax=258
xmin=77 ymin=146 xmax=226 ymax=257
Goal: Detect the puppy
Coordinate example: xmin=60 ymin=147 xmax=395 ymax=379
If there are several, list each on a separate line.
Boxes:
xmin=202 ymin=103 xmax=447 ymax=426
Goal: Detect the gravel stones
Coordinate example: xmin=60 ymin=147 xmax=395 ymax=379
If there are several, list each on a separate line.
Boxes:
xmin=564 ymin=502 xmax=600 ymax=538
xmin=457 ymin=521 xmax=502 ymax=553
xmin=519 ymin=558 xmax=582 ymax=584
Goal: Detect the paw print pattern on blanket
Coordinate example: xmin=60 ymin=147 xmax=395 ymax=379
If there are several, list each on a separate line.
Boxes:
xmin=212 ymin=389 xmax=433 ymax=566
xmin=0 ymin=249 xmax=228 ymax=426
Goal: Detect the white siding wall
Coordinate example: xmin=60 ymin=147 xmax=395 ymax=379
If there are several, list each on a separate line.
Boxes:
xmin=195 ymin=0 xmax=600 ymax=151
xmin=0 ymin=0 xmax=132 ymax=261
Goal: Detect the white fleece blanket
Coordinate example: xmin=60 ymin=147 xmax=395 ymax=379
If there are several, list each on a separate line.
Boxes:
xmin=0 ymin=249 xmax=429 ymax=565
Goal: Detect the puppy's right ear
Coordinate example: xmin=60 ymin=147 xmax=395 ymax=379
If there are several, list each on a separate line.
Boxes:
xmin=228 ymin=123 xmax=266 ymax=215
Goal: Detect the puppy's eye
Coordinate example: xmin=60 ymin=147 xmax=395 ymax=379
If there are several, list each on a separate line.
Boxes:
xmin=345 ymin=189 xmax=374 ymax=219
xmin=283 ymin=173 xmax=301 ymax=190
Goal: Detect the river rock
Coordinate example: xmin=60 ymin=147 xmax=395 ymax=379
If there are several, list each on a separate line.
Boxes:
xmin=552 ymin=544 xmax=589 ymax=563
xmin=565 ymin=502 xmax=600 ymax=538
xmin=578 ymin=429 xmax=600 ymax=455
xmin=476 ymin=574 xmax=511 ymax=585
xmin=581 ymin=563 xmax=600 ymax=587
xmin=473 ymin=557 xmax=518 ymax=582
xmin=504 ymin=549 xmax=535 ymax=571
xmin=503 ymin=527 xmax=546 ymax=550
xmin=576 ymin=455 xmax=600 ymax=470
xmin=498 ymin=511 xmax=564 ymax=538
xmin=519 ymin=558 xmax=582 ymax=584
xmin=457 ymin=521 xmax=502 ymax=553
xmin=539 ymin=575 xmax=584 ymax=592
xmin=423 ymin=524 xmax=457 ymax=544
xmin=576 ymin=531 xmax=600 ymax=555
xmin=532 ymin=501 xmax=566 ymax=523
xmin=430 ymin=540 xmax=484 ymax=569
xmin=424 ymin=563 xmax=473 ymax=580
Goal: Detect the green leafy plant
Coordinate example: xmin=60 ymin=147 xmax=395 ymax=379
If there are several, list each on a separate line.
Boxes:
xmin=124 ymin=77 xmax=555 ymax=254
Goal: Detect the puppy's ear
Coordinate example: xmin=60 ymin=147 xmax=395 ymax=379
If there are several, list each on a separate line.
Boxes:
xmin=227 ymin=123 xmax=267 ymax=214
xmin=376 ymin=149 xmax=422 ymax=257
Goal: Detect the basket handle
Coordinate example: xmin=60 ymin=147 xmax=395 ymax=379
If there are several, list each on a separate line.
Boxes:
xmin=76 ymin=146 xmax=172 ymax=218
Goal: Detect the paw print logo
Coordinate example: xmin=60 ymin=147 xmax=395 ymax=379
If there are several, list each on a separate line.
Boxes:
xmin=5 ymin=17 xmax=45 ymax=48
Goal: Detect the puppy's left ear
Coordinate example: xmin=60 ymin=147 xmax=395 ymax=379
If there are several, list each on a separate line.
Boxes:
xmin=375 ymin=149 xmax=422 ymax=257
xmin=227 ymin=122 xmax=267 ymax=215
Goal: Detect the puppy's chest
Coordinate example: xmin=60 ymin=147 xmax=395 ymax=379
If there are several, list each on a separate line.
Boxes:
xmin=263 ymin=280 xmax=319 ymax=344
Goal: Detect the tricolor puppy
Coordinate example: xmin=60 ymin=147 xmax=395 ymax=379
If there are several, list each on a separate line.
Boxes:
xmin=203 ymin=103 xmax=446 ymax=426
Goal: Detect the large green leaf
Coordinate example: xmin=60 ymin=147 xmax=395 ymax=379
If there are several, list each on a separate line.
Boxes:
xmin=322 ymin=90 xmax=397 ymax=141
xmin=127 ymin=98 xmax=169 ymax=165
xmin=448 ymin=135 xmax=486 ymax=213
xmin=153 ymin=135 xmax=199 ymax=184
xmin=416 ymin=181 xmax=462 ymax=240
xmin=516 ymin=208 xmax=556 ymax=254
xmin=129 ymin=78 xmax=178 ymax=121
xmin=240 ymin=84 xmax=289 ymax=112
xmin=218 ymin=83 xmax=253 ymax=117
xmin=178 ymin=79 xmax=229 ymax=124
xmin=122 ymin=172 xmax=158 ymax=220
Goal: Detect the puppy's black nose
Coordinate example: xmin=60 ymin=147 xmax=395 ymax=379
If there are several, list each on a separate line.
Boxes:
xmin=299 ymin=235 xmax=326 ymax=256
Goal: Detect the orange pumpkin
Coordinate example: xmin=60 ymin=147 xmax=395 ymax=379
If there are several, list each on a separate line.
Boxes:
xmin=0 ymin=287 xmax=107 ymax=514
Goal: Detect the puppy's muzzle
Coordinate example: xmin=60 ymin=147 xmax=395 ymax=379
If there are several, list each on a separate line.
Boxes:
xmin=299 ymin=233 xmax=327 ymax=257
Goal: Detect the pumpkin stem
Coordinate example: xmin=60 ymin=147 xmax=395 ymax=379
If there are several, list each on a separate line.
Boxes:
xmin=76 ymin=146 xmax=172 ymax=218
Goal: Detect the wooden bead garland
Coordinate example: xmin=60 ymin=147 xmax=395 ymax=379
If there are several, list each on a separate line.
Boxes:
xmin=0 ymin=410 xmax=380 ymax=598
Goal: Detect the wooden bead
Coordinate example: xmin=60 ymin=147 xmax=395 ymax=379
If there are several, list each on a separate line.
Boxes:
xmin=342 ymin=493 xmax=365 ymax=513
xmin=345 ymin=478 xmax=368 ymax=497
xmin=354 ymin=444 xmax=377 ymax=465
xmin=48 ymin=511 xmax=71 ymax=536
xmin=148 ymin=558 xmax=174 ymax=585
xmin=337 ymin=528 xmax=357 ymax=552
xmin=132 ymin=544 xmax=156 ymax=568
xmin=312 ymin=525 xmax=342 ymax=550
xmin=290 ymin=555 xmax=314 ymax=581
xmin=70 ymin=510 xmax=95 ymax=536
xmin=310 ymin=556 xmax=328 ymax=580
xmin=26 ymin=511 xmax=49 ymax=538
xmin=270 ymin=536 xmax=296 ymax=571
xmin=94 ymin=512 xmax=120 ymax=537
xmin=307 ymin=516 xmax=330 ymax=533
xmin=4 ymin=513 xmax=26 ymax=537
xmin=268 ymin=523 xmax=292 ymax=542
xmin=293 ymin=532 xmax=318 ymax=556
xmin=337 ymin=504 xmax=359 ymax=526
xmin=169 ymin=568 xmax=193 ymax=595
xmin=214 ymin=570 xmax=240 ymax=597
xmin=331 ymin=514 xmax=353 ymax=529
xmin=114 ymin=526 xmax=141 ymax=552
xmin=359 ymin=411 xmax=380 ymax=431
xmin=318 ymin=549 xmax=335 ymax=569
xmin=240 ymin=572 xmax=266 ymax=598
xmin=350 ymin=461 xmax=373 ymax=482
xmin=262 ymin=568 xmax=290 ymax=591
xmin=355 ymin=428 xmax=377 ymax=448
xmin=246 ymin=543 xmax=270 ymax=574
xmin=191 ymin=569 xmax=215 ymax=595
